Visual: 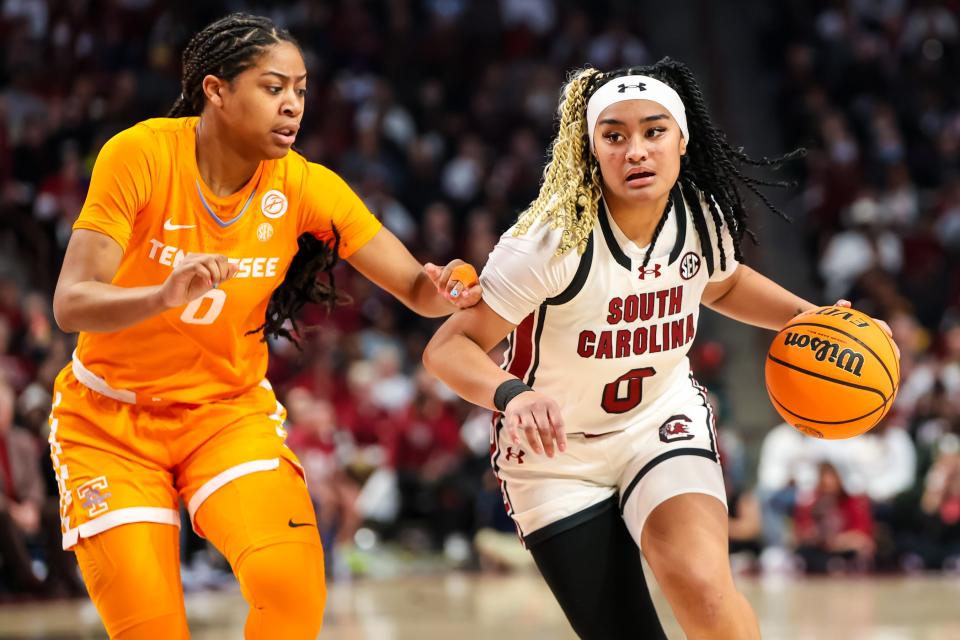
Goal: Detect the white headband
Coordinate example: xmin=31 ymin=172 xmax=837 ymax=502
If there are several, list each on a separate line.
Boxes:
xmin=586 ymin=74 xmax=690 ymax=147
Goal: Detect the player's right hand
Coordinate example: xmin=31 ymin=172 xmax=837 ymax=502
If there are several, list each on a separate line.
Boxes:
xmin=503 ymin=390 xmax=567 ymax=458
xmin=157 ymin=253 xmax=239 ymax=308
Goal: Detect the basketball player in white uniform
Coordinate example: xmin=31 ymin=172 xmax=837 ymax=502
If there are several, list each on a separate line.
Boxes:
xmin=424 ymin=59 xmax=896 ymax=639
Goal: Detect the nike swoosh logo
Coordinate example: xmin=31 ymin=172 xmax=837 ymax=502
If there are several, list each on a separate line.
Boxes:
xmin=288 ymin=519 xmax=315 ymax=528
xmin=164 ymin=219 xmax=196 ymax=231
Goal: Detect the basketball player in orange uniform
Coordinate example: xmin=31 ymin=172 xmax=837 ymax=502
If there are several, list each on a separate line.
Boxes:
xmin=48 ymin=14 xmax=479 ymax=640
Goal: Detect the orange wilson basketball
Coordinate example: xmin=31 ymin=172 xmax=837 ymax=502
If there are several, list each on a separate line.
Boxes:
xmin=765 ymin=305 xmax=900 ymax=439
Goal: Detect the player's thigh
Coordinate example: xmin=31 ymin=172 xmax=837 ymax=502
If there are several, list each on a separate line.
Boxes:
xmin=616 ymin=384 xmax=726 ymax=548
xmin=193 ymin=458 xmax=322 ymax=573
xmin=527 ymin=497 xmax=666 ymax=640
xmin=49 ymin=368 xmax=179 ymax=551
xmin=75 ymin=522 xmax=188 ymax=639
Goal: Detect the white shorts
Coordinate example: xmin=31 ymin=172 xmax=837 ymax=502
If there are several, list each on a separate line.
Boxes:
xmin=491 ymin=376 xmax=727 ymax=550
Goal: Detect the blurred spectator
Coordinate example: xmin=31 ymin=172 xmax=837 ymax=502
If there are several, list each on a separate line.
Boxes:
xmin=818 ymin=195 xmax=903 ymax=301
xmin=906 ymin=438 xmax=960 ymax=570
xmin=391 ymin=368 xmax=470 ymax=550
xmin=721 ymin=436 xmax=762 ymax=573
xmin=0 ymin=379 xmax=81 ymax=597
xmin=0 ymin=379 xmax=44 ymax=594
xmin=756 ymin=423 xmax=814 ymax=552
xmin=286 ymin=389 xmax=362 ymax=571
xmin=794 ymin=462 xmax=876 ymax=574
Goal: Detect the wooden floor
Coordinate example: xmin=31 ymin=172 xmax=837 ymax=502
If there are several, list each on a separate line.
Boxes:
xmin=2 ymin=571 xmax=960 ymax=639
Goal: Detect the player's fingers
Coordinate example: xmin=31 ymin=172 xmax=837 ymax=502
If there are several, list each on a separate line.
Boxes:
xmin=522 ymin=423 xmax=544 ymax=456
xmin=504 ymin=412 xmax=523 ymax=447
xmin=212 ymin=255 xmax=232 ymax=284
xmin=187 ymin=262 xmax=215 ymax=290
xmin=875 ymin=319 xmax=893 ymax=338
xmin=530 ymin=409 xmax=555 ymax=458
xmin=424 ymin=262 xmax=442 ymax=287
xmin=197 ymin=256 xmax=225 ymax=285
xmin=214 ymin=255 xmax=237 ymax=281
xmin=546 ymin=404 xmax=566 ymax=453
xmin=834 ymin=299 xmax=852 ymax=308
xmin=435 ymin=263 xmax=455 ymax=294
xmin=450 ymin=285 xmax=481 ymax=309
xmin=875 ymin=320 xmax=901 ymax=359
xmin=448 ymin=264 xmax=479 ymax=298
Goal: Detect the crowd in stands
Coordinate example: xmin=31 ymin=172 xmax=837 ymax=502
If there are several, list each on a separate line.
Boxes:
xmin=728 ymin=0 xmax=960 ymax=575
xmin=1 ymin=0 xmax=959 ymax=600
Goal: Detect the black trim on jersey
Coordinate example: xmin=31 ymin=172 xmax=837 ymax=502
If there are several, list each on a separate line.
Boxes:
xmin=618 ymin=448 xmax=719 ymax=513
xmin=667 ymin=185 xmax=687 ymax=265
xmin=524 ymin=494 xmax=619 ymax=547
xmin=490 ymin=415 xmax=523 ymax=535
xmin=690 ymin=375 xmax=719 ymax=456
xmin=545 ymin=233 xmax=594 ymax=306
xmin=502 ymin=332 xmax=515 ymax=372
xmin=526 ymin=305 xmax=548 ymax=387
xmin=597 ymin=203 xmax=632 ymax=272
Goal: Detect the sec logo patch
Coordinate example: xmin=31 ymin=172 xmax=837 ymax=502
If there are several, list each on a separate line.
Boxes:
xmin=257 ymin=222 xmax=274 ymax=242
xmin=680 ymin=252 xmax=701 ymax=280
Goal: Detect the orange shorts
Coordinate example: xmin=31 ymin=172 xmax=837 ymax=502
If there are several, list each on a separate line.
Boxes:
xmin=49 ymin=363 xmax=303 ymax=550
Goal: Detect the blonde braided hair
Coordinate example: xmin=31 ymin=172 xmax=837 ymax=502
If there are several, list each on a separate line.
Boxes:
xmin=513 ymin=67 xmax=603 ymax=255
xmin=514 ymin=59 xmax=805 ymax=267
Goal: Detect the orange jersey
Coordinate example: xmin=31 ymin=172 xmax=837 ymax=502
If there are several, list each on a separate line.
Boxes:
xmin=72 ymin=117 xmax=381 ymax=404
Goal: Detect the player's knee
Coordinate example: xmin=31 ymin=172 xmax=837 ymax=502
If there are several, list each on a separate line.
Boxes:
xmin=655 ymin=552 xmax=732 ymax=622
xmin=238 ymin=542 xmax=326 ymax=630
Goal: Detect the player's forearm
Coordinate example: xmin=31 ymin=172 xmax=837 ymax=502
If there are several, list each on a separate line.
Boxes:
xmin=405 ymin=270 xmax=456 ymax=317
xmin=704 ymin=266 xmax=815 ymax=331
xmin=423 ymin=330 xmax=514 ymax=411
xmin=53 ymin=281 xmax=168 ymax=333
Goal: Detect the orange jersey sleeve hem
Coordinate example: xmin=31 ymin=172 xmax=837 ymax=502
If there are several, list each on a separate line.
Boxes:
xmin=336 ymin=219 xmax=382 ymax=259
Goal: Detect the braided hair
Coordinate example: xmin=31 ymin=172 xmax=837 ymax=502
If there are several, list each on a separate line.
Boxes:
xmin=514 ymin=57 xmax=804 ymax=274
xmin=170 ymin=13 xmax=345 ymax=345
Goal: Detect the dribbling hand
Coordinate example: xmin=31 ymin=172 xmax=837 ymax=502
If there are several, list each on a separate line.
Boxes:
xmin=503 ymin=390 xmax=567 ymax=458
xmin=157 ymin=253 xmax=239 ymax=308
xmin=834 ymin=299 xmax=900 ymax=360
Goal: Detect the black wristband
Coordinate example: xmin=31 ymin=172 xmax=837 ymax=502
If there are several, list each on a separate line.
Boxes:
xmin=494 ymin=379 xmax=533 ymax=412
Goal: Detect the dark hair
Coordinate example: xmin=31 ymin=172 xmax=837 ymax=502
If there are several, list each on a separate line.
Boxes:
xmin=250 ymin=230 xmax=348 ymax=347
xmin=169 ymin=13 xmax=298 ymax=117
xmin=171 ymin=13 xmax=344 ymax=345
xmin=586 ymin=58 xmax=804 ymax=272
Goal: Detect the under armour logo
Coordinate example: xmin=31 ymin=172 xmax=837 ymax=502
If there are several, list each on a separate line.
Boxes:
xmin=617 ymin=82 xmax=647 ymax=93
xmin=505 ymin=447 xmax=525 ymax=464
xmin=638 ymin=264 xmax=662 ymax=280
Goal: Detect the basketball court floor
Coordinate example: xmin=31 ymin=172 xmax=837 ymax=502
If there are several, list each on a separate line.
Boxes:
xmin=1 ymin=571 xmax=958 ymax=639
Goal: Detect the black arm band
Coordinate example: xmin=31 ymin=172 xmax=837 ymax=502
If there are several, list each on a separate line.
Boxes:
xmin=494 ymin=379 xmax=533 ymax=412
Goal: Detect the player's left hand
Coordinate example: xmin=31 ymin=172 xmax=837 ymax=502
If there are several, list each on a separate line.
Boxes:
xmin=834 ymin=299 xmax=900 ymax=360
xmin=425 ymin=260 xmax=482 ymax=309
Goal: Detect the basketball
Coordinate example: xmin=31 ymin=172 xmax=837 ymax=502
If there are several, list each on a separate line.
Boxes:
xmin=765 ymin=306 xmax=900 ymax=439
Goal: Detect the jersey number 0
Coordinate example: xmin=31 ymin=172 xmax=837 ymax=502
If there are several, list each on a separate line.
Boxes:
xmin=601 ymin=367 xmax=656 ymax=414
xmin=180 ymin=289 xmax=227 ymax=325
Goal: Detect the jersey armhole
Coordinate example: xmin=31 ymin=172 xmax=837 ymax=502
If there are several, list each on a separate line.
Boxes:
xmin=544 ymin=233 xmax=594 ymax=306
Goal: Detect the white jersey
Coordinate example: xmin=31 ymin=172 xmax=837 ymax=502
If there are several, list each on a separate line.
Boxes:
xmin=480 ymin=187 xmax=738 ymax=436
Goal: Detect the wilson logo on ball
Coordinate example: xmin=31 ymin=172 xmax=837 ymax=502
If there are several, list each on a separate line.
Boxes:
xmin=782 ymin=333 xmax=865 ymax=377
